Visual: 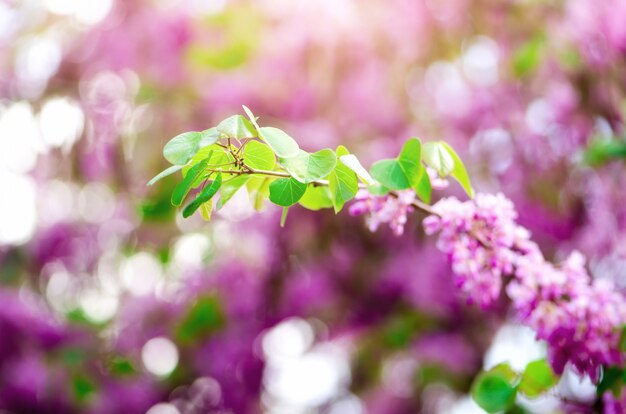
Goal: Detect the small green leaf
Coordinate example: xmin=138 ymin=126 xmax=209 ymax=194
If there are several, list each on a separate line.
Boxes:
xmin=247 ymin=176 xmax=273 ymax=210
xmin=279 ymin=149 xmax=337 ymax=183
xmin=619 ymin=325 xmax=626 ymax=352
xmin=299 ymin=185 xmax=333 ymax=210
xmin=163 ymin=129 xmax=219 ymax=165
xmin=182 ymin=145 xmax=234 ymax=186
xmin=369 ymin=139 xmax=423 ymax=191
xmin=471 ymin=364 xmax=519 ymax=413
xmin=513 ymin=36 xmax=544 ymax=77
xmin=340 ymin=153 xmax=373 ymax=184
xmin=172 ymin=159 xmax=209 ymax=206
xmin=440 ymin=142 xmax=474 ymax=198
xmin=597 ymin=366 xmax=624 ymax=396
xmin=147 ymin=165 xmax=183 ymax=186
xmin=258 ymin=127 xmax=300 ymax=158
xmin=72 ymin=375 xmax=96 ymax=402
xmin=398 ymin=138 xmax=423 ymax=190
xmin=242 ymin=105 xmax=260 ymax=129
xmin=216 ymin=115 xmax=257 ymax=139
xmin=182 ymin=173 xmax=223 ymax=218
xmin=370 ymin=159 xmax=410 ymax=190
xmin=243 ymin=140 xmax=275 ymax=170
xmin=519 ymin=359 xmax=558 ymax=398
xmin=200 ymin=200 xmax=213 ymax=221
xmin=217 ymin=175 xmax=249 ymax=209
xmin=328 ymin=146 xmax=358 ymax=212
xmin=269 ymin=177 xmax=307 ymax=207
xmin=423 ymin=141 xmax=454 ymax=176
xmin=415 ymin=168 xmax=432 ymax=203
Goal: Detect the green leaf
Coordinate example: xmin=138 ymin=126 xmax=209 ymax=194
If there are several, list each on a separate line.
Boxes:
xmin=243 ymin=140 xmax=275 ymax=170
xmin=258 ymin=127 xmax=300 ymax=158
xmin=147 ymin=165 xmax=183 ymax=186
xmin=172 ymin=159 xmax=209 ymax=206
xmin=597 ymin=366 xmax=624 ymax=396
xmin=620 ymin=325 xmax=626 ymax=352
xmin=217 ymin=175 xmax=249 ymax=209
xmin=471 ymin=364 xmax=519 ymax=413
xmin=200 ymin=200 xmax=213 ymax=221
xmin=398 ymin=138 xmax=423 ymax=189
xmin=423 ymin=141 xmax=454 ymax=176
xmin=279 ymin=149 xmax=337 ymax=183
xmin=182 ymin=145 xmax=234 ymax=186
xmin=269 ymin=177 xmax=307 ymax=207
xmin=163 ymin=129 xmax=219 ymax=165
xmin=72 ymin=375 xmax=96 ymax=402
xmin=440 ymin=141 xmax=474 ymax=198
xmin=280 ymin=207 xmax=289 ymax=227
xmin=216 ymin=115 xmax=257 ymax=139
xmin=299 ymin=185 xmax=333 ymax=210
xmin=369 ymin=139 xmax=423 ymax=191
xmin=328 ymin=146 xmax=358 ymax=212
xmin=513 ymin=36 xmax=544 ymax=77
xmin=247 ymin=176 xmax=273 ymax=210
xmin=415 ymin=168 xmax=432 ymax=203
xmin=519 ymin=359 xmax=558 ymax=398
xmin=176 ymin=296 xmax=224 ymax=344
xmin=340 ymin=153 xmax=373 ymax=183
xmin=370 ymin=159 xmax=410 ymax=190
xmin=182 ymin=173 xmax=223 ymax=218
xmin=242 ymin=105 xmax=260 ymax=129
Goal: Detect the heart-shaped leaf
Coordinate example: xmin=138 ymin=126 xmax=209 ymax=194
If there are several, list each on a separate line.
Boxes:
xmin=519 ymin=359 xmax=558 ymax=398
xmin=279 ymin=149 xmax=337 ymax=183
xmin=339 ymin=154 xmax=373 ymax=184
xmin=299 ymin=185 xmax=333 ymax=211
xmin=243 ymin=140 xmax=275 ymax=171
xmin=269 ymin=177 xmax=307 ymax=207
xmin=369 ymin=139 xmax=423 ymax=191
xmin=163 ymin=129 xmax=219 ymax=165
xmin=258 ymin=127 xmax=300 ymax=158
xmin=216 ymin=115 xmax=257 ymax=139
xmin=423 ymin=141 xmax=454 ymax=176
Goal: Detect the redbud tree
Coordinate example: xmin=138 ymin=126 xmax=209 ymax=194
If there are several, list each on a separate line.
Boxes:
xmin=151 ymin=107 xmax=626 ymax=413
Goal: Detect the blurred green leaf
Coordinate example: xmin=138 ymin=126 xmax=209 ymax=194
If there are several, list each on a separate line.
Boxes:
xmin=583 ymin=138 xmax=626 ymax=167
xmin=440 ymin=141 xmax=474 ymax=198
xmin=258 ymin=127 xmax=300 ymax=158
xmin=269 ymin=177 xmax=307 ymax=206
xmin=471 ymin=363 xmax=519 ymax=413
xmin=243 ymin=140 xmax=275 ymax=170
xmin=328 ymin=146 xmax=358 ymax=212
xmin=423 ymin=142 xmax=454 ymax=176
xmin=182 ymin=173 xmax=223 ymax=218
xmin=72 ymin=375 xmax=96 ymax=402
xmin=217 ymin=175 xmax=249 ymax=209
xmin=247 ymin=176 xmax=273 ymax=210
xmin=176 ymin=296 xmax=225 ymax=344
xmin=597 ymin=366 xmax=624 ymax=396
xmin=217 ymin=115 xmax=257 ymax=139
xmin=513 ymin=36 xmax=544 ymax=77
xmin=299 ymin=185 xmax=334 ymax=211
xmin=172 ymin=159 xmax=209 ymax=206
xmin=280 ymin=149 xmax=337 ymax=184
xmin=110 ymin=357 xmax=136 ymax=377
xmin=518 ymin=359 xmax=558 ymax=398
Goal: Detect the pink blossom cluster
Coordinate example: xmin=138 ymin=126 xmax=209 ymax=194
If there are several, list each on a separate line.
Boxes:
xmin=349 ymin=189 xmax=416 ymax=236
xmin=421 ymin=192 xmax=626 ymax=380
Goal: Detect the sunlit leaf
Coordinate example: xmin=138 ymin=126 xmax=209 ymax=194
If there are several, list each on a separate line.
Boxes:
xmin=217 ymin=115 xmax=257 ymax=139
xmin=258 ymin=127 xmax=300 ymax=158
xmin=279 ymin=149 xmax=337 ymax=183
xmin=246 ymin=176 xmax=273 ymax=210
xmin=163 ymin=129 xmax=219 ymax=165
xmin=369 ymin=139 xmax=422 ymax=191
xmin=340 ymin=153 xmax=373 ymax=184
xmin=423 ymin=141 xmax=454 ymax=176
xmin=243 ymin=140 xmax=275 ymax=170
xmin=299 ymin=185 xmax=334 ymax=211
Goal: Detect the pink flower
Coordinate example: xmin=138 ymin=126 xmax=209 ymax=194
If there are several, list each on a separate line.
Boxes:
xmin=349 ymin=189 xmax=416 ymax=236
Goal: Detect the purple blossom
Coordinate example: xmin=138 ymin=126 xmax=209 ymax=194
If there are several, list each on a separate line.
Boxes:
xmin=349 ymin=189 xmax=416 ymax=236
